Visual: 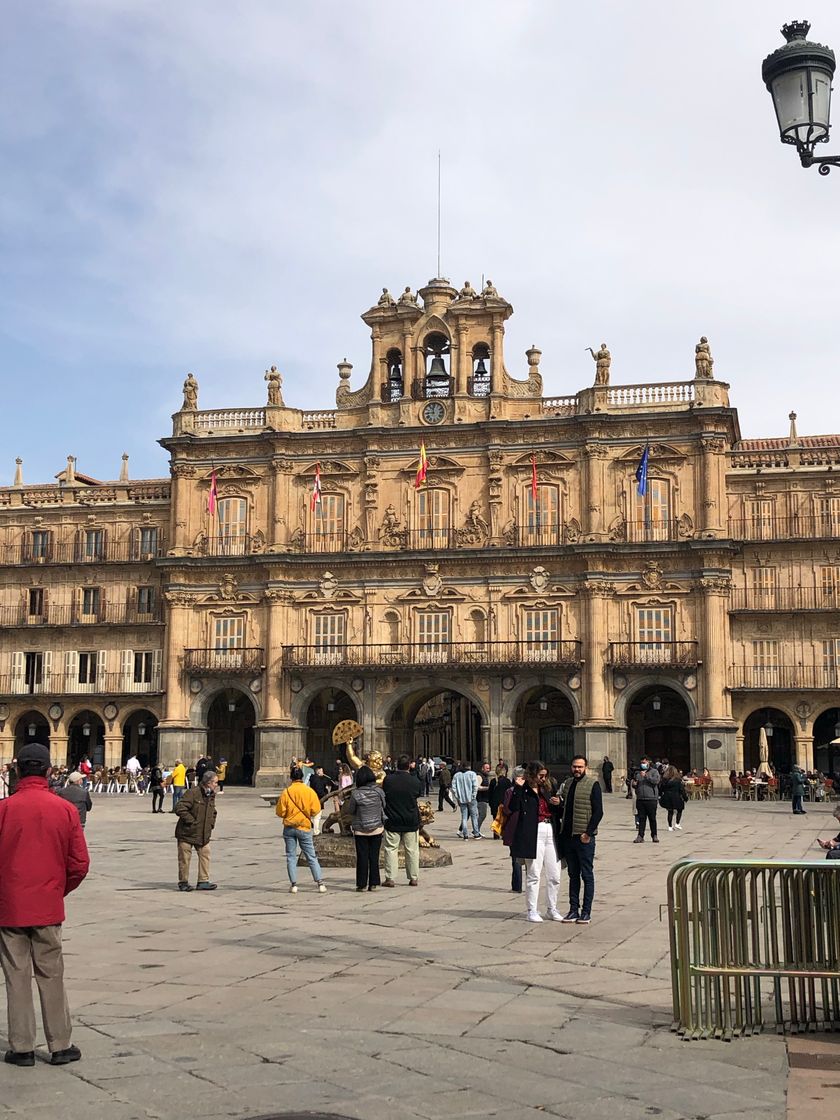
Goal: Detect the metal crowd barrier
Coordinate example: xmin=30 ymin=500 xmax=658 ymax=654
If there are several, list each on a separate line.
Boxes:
xmin=667 ymin=859 xmax=840 ymax=1040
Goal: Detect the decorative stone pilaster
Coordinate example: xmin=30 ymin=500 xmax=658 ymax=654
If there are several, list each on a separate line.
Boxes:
xmin=698 ymin=575 xmax=732 ymax=722
xmin=699 ymin=436 xmax=726 ymax=535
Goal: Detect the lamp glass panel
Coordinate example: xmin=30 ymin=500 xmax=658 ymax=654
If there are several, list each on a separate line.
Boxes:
xmin=772 ymin=71 xmax=811 ymax=138
xmin=811 ymin=72 xmax=832 ymax=131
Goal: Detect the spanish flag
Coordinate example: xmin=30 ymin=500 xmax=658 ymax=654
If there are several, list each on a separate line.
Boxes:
xmin=415 ymin=442 xmax=428 ymax=490
xmin=310 ymin=462 xmax=322 ymax=512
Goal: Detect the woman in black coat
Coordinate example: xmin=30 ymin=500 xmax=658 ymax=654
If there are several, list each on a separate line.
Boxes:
xmin=659 ymin=765 xmax=687 ymax=831
xmin=506 ymin=761 xmax=563 ymax=922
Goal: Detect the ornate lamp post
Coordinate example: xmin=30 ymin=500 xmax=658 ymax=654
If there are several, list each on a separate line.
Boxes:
xmin=762 ymin=20 xmax=838 ymax=174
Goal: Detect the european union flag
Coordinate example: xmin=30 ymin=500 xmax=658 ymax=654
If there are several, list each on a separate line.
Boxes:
xmin=635 ymin=443 xmax=650 ymax=497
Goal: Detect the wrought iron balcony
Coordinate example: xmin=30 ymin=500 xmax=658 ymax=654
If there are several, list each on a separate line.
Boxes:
xmin=729 ymin=666 xmax=840 ymax=690
xmin=729 ymin=587 xmax=840 ymax=612
xmin=291 ymin=532 xmax=350 ymax=554
xmin=1 ymin=539 xmax=166 ymax=566
xmin=0 ymin=603 xmax=164 ymax=628
xmin=183 ymin=648 xmax=264 ymax=675
xmin=609 ymin=642 xmax=700 ymax=670
xmin=612 ymin=519 xmax=695 ymax=544
xmin=0 ymin=671 xmax=163 ymax=697
xmin=283 ymin=640 xmax=583 ymax=672
xmin=728 ymin=515 xmax=840 ymax=542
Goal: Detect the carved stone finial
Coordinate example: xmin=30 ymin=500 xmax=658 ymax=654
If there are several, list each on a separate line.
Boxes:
xmin=526 ymin=345 xmax=542 ymax=372
xmin=788 ymin=411 xmax=800 ymax=446
xmin=13 ymin=458 xmax=23 ymax=487
xmin=119 ymin=453 xmax=129 ymax=482
xmin=337 ymin=358 xmax=353 ymax=382
xmin=694 ymin=336 xmax=714 ymax=379
xmin=65 ymin=455 xmax=76 ymax=484
xmin=181 ymin=372 xmax=198 ymax=411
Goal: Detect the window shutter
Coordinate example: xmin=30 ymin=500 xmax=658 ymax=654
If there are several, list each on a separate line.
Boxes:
xmin=102 ymin=528 xmax=109 ymax=559
xmin=97 ymin=650 xmax=108 ymax=687
xmin=121 ymin=649 xmax=134 ymax=691
xmin=64 ymin=650 xmax=78 ymax=691
xmin=42 ymin=650 xmax=52 ymax=691
xmin=152 ymin=649 xmax=162 ymax=689
xmin=99 ymin=587 xmax=107 ymax=623
xmin=73 ymin=586 xmax=82 ymax=623
xmin=11 ymin=651 xmax=24 ymax=692
xmin=42 ymin=588 xmax=49 ymax=619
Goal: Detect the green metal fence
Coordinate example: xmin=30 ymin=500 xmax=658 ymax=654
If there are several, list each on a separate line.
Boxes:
xmin=667 ymin=859 xmax=840 ymax=1040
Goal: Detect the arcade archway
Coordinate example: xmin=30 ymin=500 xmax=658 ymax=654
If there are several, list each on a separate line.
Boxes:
xmin=207 ymin=690 xmax=257 ymax=785
xmin=813 ymin=708 xmax=840 ymax=778
xmin=305 ymin=688 xmax=358 ymax=769
xmin=388 ymin=688 xmax=484 ymax=768
xmin=14 ymin=710 xmax=50 ymax=752
xmin=625 ymin=685 xmax=691 ymax=773
xmin=68 ymin=710 xmax=105 ymax=769
xmin=122 ymin=710 xmax=159 ymax=768
xmin=743 ymin=708 xmax=794 ymax=774
xmin=515 ymin=687 xmax=576 ymax=776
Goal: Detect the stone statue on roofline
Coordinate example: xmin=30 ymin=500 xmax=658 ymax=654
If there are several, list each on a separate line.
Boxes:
xmin=181 ymin=372 xmax=198 ymax=411
xmin=695 ymin=336 xmax=714 ymax=379
xmin=378 ymin=287 xmax=396 ymax=307
xmin=265 ymin=365 xmax=283 ymax=406
xmin=587 ymin=344 xmax=611 ymax=386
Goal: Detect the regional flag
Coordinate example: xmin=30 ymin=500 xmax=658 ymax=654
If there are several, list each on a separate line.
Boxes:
xmin=531 ymin=452 xmax=538 ymax=503
xmin=415 ymin=442 xmax=428 ymax=490
xmin=207 ymin=469 xmax=218 ymax=516
xmin=635 ymin=443 xmax=650 ymax=497
xmin=310 ymin=462 xmax=322 ymax=512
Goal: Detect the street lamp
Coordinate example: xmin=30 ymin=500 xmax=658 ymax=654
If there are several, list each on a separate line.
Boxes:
xmin=762 ymin=20 xmax=838 ymax=174
xmin=764 ymin=718 xmax=774 ymax=738
xmin=82 ymin=722 xmax=91 ymax=737
xmin=651 ymin=695 xmax=662 ymax=712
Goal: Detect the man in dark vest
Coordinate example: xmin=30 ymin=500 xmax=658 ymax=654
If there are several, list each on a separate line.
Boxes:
xmin=557 ymin=755 xmax=603 ymax=925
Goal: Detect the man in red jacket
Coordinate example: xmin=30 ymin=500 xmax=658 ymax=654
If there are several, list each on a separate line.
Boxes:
xmin=0 ymin=743 xmax=89 ymax=1067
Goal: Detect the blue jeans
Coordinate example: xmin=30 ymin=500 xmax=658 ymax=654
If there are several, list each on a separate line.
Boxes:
xmin=565 ymin=835 xmax=596 ymax=916
xmin=284 ymin=826 xmax=323 ymax=885
xmin=172 ymin=785 xmax=186 ymax=809
xmin=792 ymin=794 xmax=804 ymax=813
xmin=459 ymin=800 xmax=480 ymax=837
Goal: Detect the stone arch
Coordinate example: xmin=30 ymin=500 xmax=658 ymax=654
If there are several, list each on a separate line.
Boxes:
xmin=614 ymin=677 xmax=698 ymax=727
xmin=378 ymin=677 xmax=490 ymax=728
xmin=188 ymin=680 xmax=263 ymax=728
xmin=742 ymin=706 xmax=795 ymax=775
xmin=204 ymin=687 xmax=259 ymax=786
xmin=813 ymin=706 xmax=840 ymax=778
xmin=289 ymin=677 xmax=362 ymax=728
xmin=618 ymin=682 xmax=695 ymax=773
xmin=502 ymin=678 xmax=582 ymax=726
xmin=13 ymin=709 xmax=50 ymax=752
xmin=379 ymin=679 xmax=489 ymax=768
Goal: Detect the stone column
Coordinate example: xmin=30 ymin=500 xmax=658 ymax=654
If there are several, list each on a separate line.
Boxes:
xmin=582 ymin=444 xmax=607 ymax=540
xmin=453 ymin=323 xmax=468 ymax=395
xmin=162 ymin=592 xmax=195 ymax=723
xmin=169 ymin=463 xmax=197 ymax=553
xmin=699 ymin=436 xmax=726 ymax=535
xmin=263 ymin=590 xmax=289 ymax=721
xmin=735 ymin=732 xmax=745 ymax=773
xmin=104 ymin=735 xmax=123 ymax=770
xmin=581 ymin=581 xmax=614 ymax=723
xmin=269 ymin=459 xmax=289 ymax=549
xmin=699 ymin=575 xmax=732 ymax=722
xmin=50 ymin=735 xmax=70 ymax=768
xmin=794 ymin=735 xmax=812 ymax=770
xmin=491 ymin=322 xmax=503 ymax=393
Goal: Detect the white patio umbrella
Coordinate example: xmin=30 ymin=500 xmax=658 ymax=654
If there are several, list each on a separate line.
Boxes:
xmin=758 ymin=726 xmax=772 ymax=776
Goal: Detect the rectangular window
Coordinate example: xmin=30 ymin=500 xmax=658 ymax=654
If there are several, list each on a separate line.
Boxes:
xmin=313 ymin=613 xmax=346 ymax=664
xmin=632 ymin=478 xmax=671 ymax=541
xmin=821 ymin=640 xmax=840 ymax=689
xmin=815 ymin=496 xmax=840 ymax=537
xmin=138 ymin=527 xmax=159 ymax=557
xmin=28 ymin=588 xmax=45 ymax=617
xmin=751 ymin=639 xmax=780 ymax=688
xmin=819 ymin=566 xmax=840 ymax=606
xmin=313 ymin=494 xmax=345 ymax=553
xmin=750 ymin=566 xmax=778 ymax=607
xmin=523 ymin=486 xmax=560 ymax=546
xmin=417 ymin=489 xmax=449 ymax=548
xmin=30 ymin=530 xmax=51 ymax=560
xmin=84 ymin=529 xmax=104 ymax=561
xmin=78 ymin=652 xmax=97 ymax=686
xmin=217 ymin=498 xmax=247 ymax=555
xmin=133 ymin=651 xmax=154 ymax=684
xmin=213 ymin=616 xmax=245 ymax=670
xmin=24 ymin=651 xmax=43 ymax=692
xmin=635 ymin=607 xmax=673 ymax=663
xmin=137 ymin=586 xmax=156 ymax=615
xmin=81 ymin=587 xmax=100 ymax=618
xmin=744 ymin=498 xmax=775 ymax=540
xmin=417 ymin=611 xmax=450 ymax=662
xmin=523 ymin=608 xmax=559 ymax=662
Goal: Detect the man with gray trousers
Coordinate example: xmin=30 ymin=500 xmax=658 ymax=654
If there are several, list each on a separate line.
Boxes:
xmin=632 ymin=757 xmax=660 ymax=843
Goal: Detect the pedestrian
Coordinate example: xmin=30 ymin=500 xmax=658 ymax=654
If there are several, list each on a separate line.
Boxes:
xmin=300 ymin=758 xmax=314 ymax=786
xmin=347 ymin=765 xmax=387 ymax=892
xmin=507 ymin=761 xmax=563 ymax=922
xmin=195 ymin=755 xmax=215 ymax=783
xmin=148 ymin=763 xmax=165 ymax=813
xmin=601 ymin=755 xmax=614 ymax=793
xmin=816 ymin=805 xmax=840 ymax=859
xmin=275 ymin=767 xmax=326 ymax=894
xmin=452 ymin=764 xmax=482 ymax=839
xmin=169 ymin=758 xmax=187 ymax=811
xmin=633 ymin=757 xmax=660 ymax=842
xmin=0 ymin=743 xmax=89 ymax=1066
xmin=55 ymin=771 xmax=93 ymax=828
xmin=475 ymin=762 xmax=493 ymax=833
xmin=501 ymin=766 xmax=525 ymax=892
xmin=78 ymin=754 xmax=92 ymax=789
xmin=216 ymin=758 xmax=227 ymax=793
xmin=382 ymin=754 xmax=423 ymax=887
xmin=557 ymin=756 xmax=603 ymax=925
xmin=791 ymin=765 xmax=808 ymax=815
xmin=659 ymin=765 xmax=687 ymax=831
xmin=419 ymin=757 xmax=434 ymax=797
xmin=625 ymin=761 xmax=636 ymax=799
xmin=174 ymin=770 xmax=219 ymax=891
xmin=437 ymin=762 xmax=456 ymax=812
xmin=488 ymin=763 xmax=512 ymax=841
xmin=125 ymin=753 xmax=142 ymax=794
xmin=308 ymin=766 xmax=337 ymax=835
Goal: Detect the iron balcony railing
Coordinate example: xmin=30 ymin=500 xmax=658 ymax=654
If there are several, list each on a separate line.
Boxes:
xmin=0 ymin=604 xmax=163 ymax=628
xmin=609 ymin=641 xmax=700 ymax=669
xmin=728 ymin=515 xmax=840 ymax=542
xmin=621 ymin=520 xmax=693 ymax=543
xmin=183 ymin=648 xmax=265 ymax=675
xmin=411 ymin=375 xmax=454 ymax=400
xmin=292 ymin=532 xmax=349 ymax=554
xmin=729 ymin=665 xmax=840 ymax=690
xmin=194 ymin=535 xmax=261 ymax=557
xmin=283 ymin=640 xmax=583 ymax=672
xmin=729 ymin=587 xmax=840 ymax=612
xmin=0 ymin=671 xmax=163 ymax=697
xmin=1 ymin=539 xmax=166 ymax=566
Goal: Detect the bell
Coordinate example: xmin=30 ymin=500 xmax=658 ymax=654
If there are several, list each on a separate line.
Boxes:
xmin=428 ymin=356 xmax=447 ymax=376
xmin=474 ymin=358 xmax=488 ymax=375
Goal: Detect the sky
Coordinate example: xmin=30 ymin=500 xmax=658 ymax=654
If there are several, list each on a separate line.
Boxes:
xmin=2 ymin=1 xmax=840 ymax=484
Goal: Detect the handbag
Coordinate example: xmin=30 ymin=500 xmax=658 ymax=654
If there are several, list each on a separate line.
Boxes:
xmin=491 ymin=804 xmax=507 ymax=837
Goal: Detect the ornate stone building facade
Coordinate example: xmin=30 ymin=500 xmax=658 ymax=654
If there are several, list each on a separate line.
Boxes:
xmin=1 ymin=278 xmax=838 ymax=784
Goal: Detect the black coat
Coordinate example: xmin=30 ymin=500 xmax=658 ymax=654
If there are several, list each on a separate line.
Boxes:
xmin=488 ymin=776 xmax=512 ymax=815
xmin=507 ymin=783 xmax=562 ymax=861
xmin=658 ymin=777 xmax=687 ymax=811
xmin=382 ymin=770 xmax=423 ymax=833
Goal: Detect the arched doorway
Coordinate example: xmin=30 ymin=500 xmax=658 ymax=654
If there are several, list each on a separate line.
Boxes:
xmin=68 ymin=710 xmax=105 ymax=769
xmin=122 ymin=710 xmax=159 ymax=768
xmin=207 ymin=690 xmax=256 ymax=785
xmin=516 ymin=687 xmax=576 ymax=777
xmin=626 ymin=685 xmax=691 ymax=772
xmin=389 ymin=688 xmax=484 ymax=768
xmin=305 ymin=688 xmax=358 ymax=769
xmin=743 ymin=708 xmax=794 ymax=774
xmin=812 ymin=708 xmax=840 ymax=778
xmin=14 ymin=711 xmax=50 ymax=752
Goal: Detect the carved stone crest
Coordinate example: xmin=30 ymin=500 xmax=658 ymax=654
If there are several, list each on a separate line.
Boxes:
xmin=422 ymin=564 xmax=443 ymax=597
xmin=530 ymin=566 xmax=550 ymax=593
xmin=641 ymin=561 xmax=663 ymax=590
xmin=218 ymin=574 xmax=238 ymax=601
xmin=319 ymin=571 xmax=338 ymax=599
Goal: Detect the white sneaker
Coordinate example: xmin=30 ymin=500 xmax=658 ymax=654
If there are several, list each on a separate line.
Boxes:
xmin=546 ymin=910 xmax=563 ymax=921
xmin=674 ymin=823 xmax=683 ymax=830
xmin=317 ymin=882 xmax=327 ymax=893
xmin=668 ymin=825 xmax=673 ymax=832
xmin=527 ymin=911 xmax=544 ymax=923
xmin=289 ymin=884 xmax=298 ymax=894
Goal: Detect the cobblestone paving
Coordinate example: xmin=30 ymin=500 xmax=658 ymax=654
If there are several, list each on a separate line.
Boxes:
xmin=1 ymin=788 xmax=832 ymax=1119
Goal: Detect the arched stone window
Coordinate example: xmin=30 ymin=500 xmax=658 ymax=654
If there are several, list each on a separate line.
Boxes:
xmin=383 ymin=348 xmax=403 ymax=402
xmin=422 ymin=333 xmax=452 ymax=398
xmin=469 ymin=343 xmax=491 ymax=397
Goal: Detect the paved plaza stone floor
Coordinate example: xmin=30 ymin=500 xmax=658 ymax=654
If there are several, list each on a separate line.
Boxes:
xmin=1 ymin=788 xmax=838 ymax=1120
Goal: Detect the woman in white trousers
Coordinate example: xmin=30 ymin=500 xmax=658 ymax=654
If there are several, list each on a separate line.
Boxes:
xmin=507 ymin=761 xmax=563 ymax=922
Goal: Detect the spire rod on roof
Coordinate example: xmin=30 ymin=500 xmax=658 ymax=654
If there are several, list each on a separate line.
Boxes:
xmin=120 ymin=453 xmax=129 ymax=482
xmin=13 ymin=458 xmax=22 ymax=487
xmin=788 ymin=411 xmax=800 ymax=446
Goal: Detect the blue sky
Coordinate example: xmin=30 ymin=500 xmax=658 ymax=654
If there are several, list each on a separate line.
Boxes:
xmin=3 ymin=1 xmax=840 ymax=483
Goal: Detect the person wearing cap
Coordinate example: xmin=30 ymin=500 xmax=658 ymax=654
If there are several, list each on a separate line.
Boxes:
xmin=0 ymin=743 xmax=90 ymax=1067
xmin=55 ymin=772 xmax=93 ymax=829
xmin=174 ymin=770 xmax=219 ymax=891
